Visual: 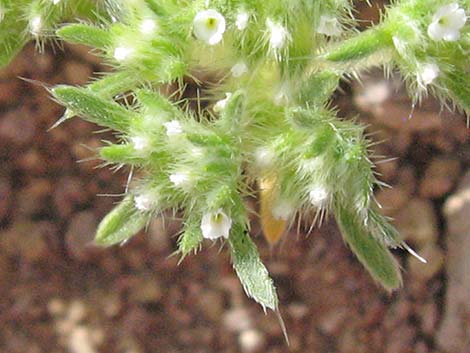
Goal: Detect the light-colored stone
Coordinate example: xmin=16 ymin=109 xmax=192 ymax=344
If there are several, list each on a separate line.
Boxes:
xmin=129 ymin=278 xmax=163 ymax=304
xmin=407 ymin=244 xmax=444 ymax=281
xmin=394 ymin=198 xmax=439 ymax=247
xmin=239 ymin=329 xmax=266 ymax=353
xmin=437 ymin=170 xmax=470 ymax=353
xmin=318 ymin=309 xmax=348 ymax=335
xmin=375 ymin=186 xmax=411 ymax=216
xmin=68 ymin=326 xmax=98 ymax=353
xmin=223 ymin=307 xmax=253 ymax=332
xmin=64 ymin=60 xmax=94 ymax=86
xmin=65 ymin=211 xmax=98 ymax=260
xmin=419 ymin=157 xmax=461 ymax=198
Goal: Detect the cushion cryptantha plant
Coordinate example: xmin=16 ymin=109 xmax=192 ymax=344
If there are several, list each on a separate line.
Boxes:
xmin=2 ymin=0 xmax=469 ymax=314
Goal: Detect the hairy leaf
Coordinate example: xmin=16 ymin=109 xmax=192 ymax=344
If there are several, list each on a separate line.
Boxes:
xmin=335 ymin=204 xmax=402 ymax=291
xmin=229 ymin=227 xmax=278 ymax=311
xmin=95 ymin=196 xmax=147 ymax=246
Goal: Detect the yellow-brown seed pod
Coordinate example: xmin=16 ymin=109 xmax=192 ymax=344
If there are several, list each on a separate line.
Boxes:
xmin=259 ymin=176 xmax=288 ymax=246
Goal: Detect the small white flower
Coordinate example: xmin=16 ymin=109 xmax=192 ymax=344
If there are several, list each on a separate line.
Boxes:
xmin=235 ymin=11 xmax=249 ymax=30
xmin=131 ymin=136 xmax=152 ymax=155
xmin=30 ymin=16 xmax=42 ymax=36
xmin=308 ymin=185 xmax=329 ymax=208
xmin=317 ymin=15 xmax=342 ymax=36
xmin=134 ymin=191 xmax=158 ymax=211
xmin=231 ymin=61 xmax=248 ymax=77
xmin=200 ymin=209 xmax=232 ymax=240
xmin=163 ymin=120 xmax=183 ymax=136
xmin=52 ymin=0 xmax=61 ymax=4
xmin=193 ymin=9 xmax=226 ymax=45
xmin=140 ymin=18 xmax=157 ymax=35
xmin=213 ymin=92 xmax=232 ymax=112
xmin=254 ymin=147 xmax=275 ymax=169
xmin=113 ymin=46 xmax=133 ymax=62
xmin=300 ymin=157 xmax=324 ymax=173
xmin=169 ymin=171 xmax=191 ymax=189
xmin=272 ymin=199 xmax=294 ymax=221
xmin=428 ymin=3 xmax=467 ymax=41
xmin=266 ymin=18 xmax=290 ymax=51
xmin=418 ymin=63 xmax=440 ymax=86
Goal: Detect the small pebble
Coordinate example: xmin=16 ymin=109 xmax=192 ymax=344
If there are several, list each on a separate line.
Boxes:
xmin=408 ymin=244 xmax=444 ymax=282
xmin=239 ymin=329 xmax=266 ymax=353
xmin=223 ymin=307 xmax=253 ymax=333
xmin=394 ymin=198 xmax=438 ymax=247
xmin=419 ymin=157 xmax=461 ymax=198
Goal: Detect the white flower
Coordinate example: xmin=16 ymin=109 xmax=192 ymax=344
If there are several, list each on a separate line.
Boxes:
xmin=213 ymin=92 xmax=232 ymax=112
xmin=300 ymin=157 xmax=324 ymax=173
xmin=272 ymin=199 xmax=294 ymax=221
xmin=30 ymin=16 xmax=42 ymax=36
xmin=200 ymin=209 xmax=232 ymax=240
xmin=52 ymin=0 xmax=61 ymax=4
xmin=131 ymin=136 xmax=152 ymax=155
xmin=235 ymin=11 xmax=249 ymax=30
xmin=231 ymin=61 xmax=248 ymax=77
xmin=418 ymin=63 xmax=440 ymax=86
xmin=317 ymin=15 xmax=342 ymax=36
xmin=193 ymin=9 xmax=226 ymax=45
xmin=266 ymin=18 xmax=290 ymax=51
xmin=134 ymin=192 xmax=158 ymax=211
xmin=113 ymin=46 xmax=133 ymax=62
xmin=140 ymin=18 xmax=157 ymax=35
xmin=163 ymin=120 xmax=183 ymax=136
xmin=428 ymin=3 xmax=467 ymax=41
xmin=254 ymin=147 xmax=275 ymax=169
xmin=308 ymin=185 xmax=329 ymax=208
xmin=169 ymin=171 xmax=191 ymax=189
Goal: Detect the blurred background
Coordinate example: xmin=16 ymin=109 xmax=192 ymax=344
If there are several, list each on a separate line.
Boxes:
xmin=0 ymin=2 xmax=469 ymax=353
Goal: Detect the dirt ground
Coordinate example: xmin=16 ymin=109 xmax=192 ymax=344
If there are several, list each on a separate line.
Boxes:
xmin=0 ymin=5 xmax=469 ymax=353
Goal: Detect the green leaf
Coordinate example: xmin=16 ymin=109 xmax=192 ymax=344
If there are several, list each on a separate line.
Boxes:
xmin=88 ymin=71 xmax=141 ymax=98
xmin=335 ymin=204 xmax=402 ymax=291
xmin=442 ymin=68 xmax=470 ymax=115
xmin=0 ymin=33 xmax=26 ymax=68
xmin=51 ymin=85 xmax=137 ymax=132
xmin=229 ymin=227 xmax=279 ymax=311
xmin=178 ymin=222 xmax=203 ymax=257
xmin=219 ymin=90 xmax=245 ymax=121
xmin=56 ymin=23 xmax=112 ymax=48
xmin=100 ymin=143 xmax=142 ymax=164
xmin=304 ymin=124 xmax=335 ymax=158
xmin=325 ymin=28 xmax=392 ymax=62
xmin=299 ymin=71 xmax=339 ymax=107
xmin=95 ymin=196 xmax=147 ymax=246
xmin=135 ymin=88 xmax=180 ymax=116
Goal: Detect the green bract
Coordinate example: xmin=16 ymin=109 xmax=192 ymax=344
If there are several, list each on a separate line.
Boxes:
xmin=2 ymin=0 xmax=469 ymax=313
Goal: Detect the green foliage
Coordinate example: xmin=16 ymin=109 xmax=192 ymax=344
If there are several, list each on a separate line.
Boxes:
xmin=335 ymin=204 xmax=402 ymax=291
xmin=229 ymin=226 xmax=279 ymax=311
xmin=95 ymin=195 xmax=148 ymax=246
xmin=2 ymin=0 xmax=469 ymax=312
